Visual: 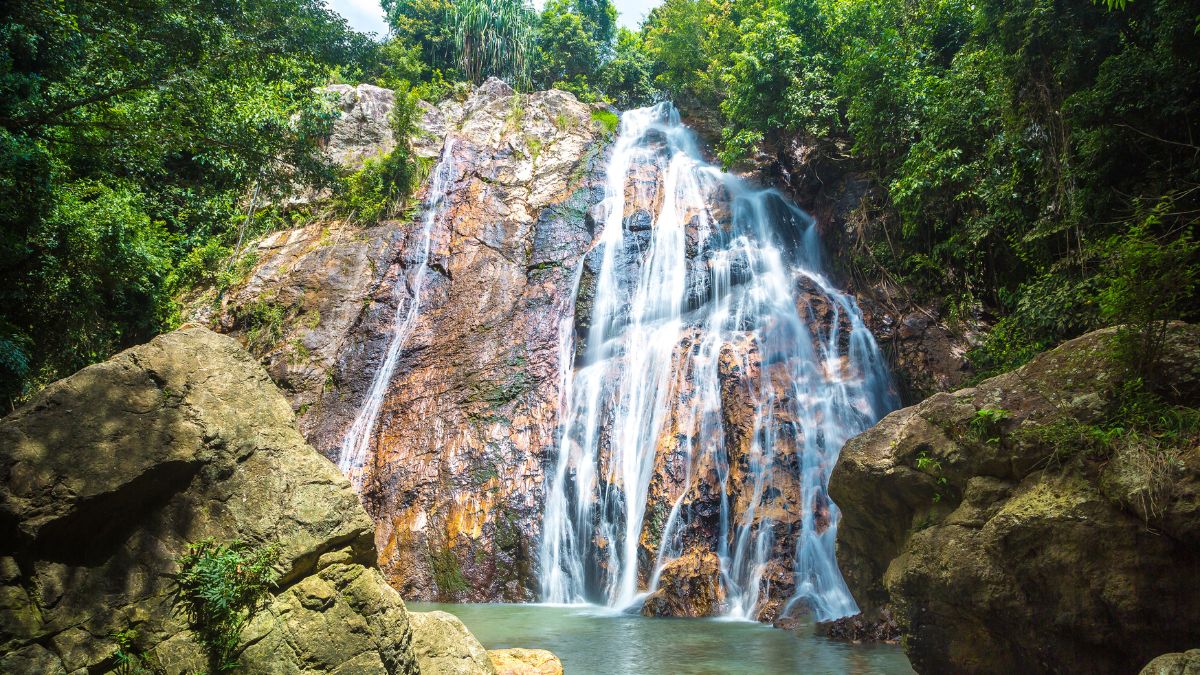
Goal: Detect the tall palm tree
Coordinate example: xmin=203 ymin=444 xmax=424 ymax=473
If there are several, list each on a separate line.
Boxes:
xmin=451 ymin=0 xmax=536 ymax=88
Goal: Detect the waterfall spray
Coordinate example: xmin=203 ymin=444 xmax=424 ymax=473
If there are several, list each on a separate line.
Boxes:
xmin=539 ymin=104 xmax=895 ymax=621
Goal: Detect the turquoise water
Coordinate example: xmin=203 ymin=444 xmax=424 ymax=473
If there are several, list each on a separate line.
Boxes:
xmin=409 ymin=603 xmax=914 ymax=675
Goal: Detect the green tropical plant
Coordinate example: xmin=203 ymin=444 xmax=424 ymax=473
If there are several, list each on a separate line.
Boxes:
xmin=971 ymin=407 xmax=1012 ymax=445
xmin=451 ymin=0 xmax=537 ymax=87
xmin=173 ymin=539 xmax=281 ymax=672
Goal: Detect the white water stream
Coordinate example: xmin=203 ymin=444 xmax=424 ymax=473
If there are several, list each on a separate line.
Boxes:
xmin=538 ymin=103 xmax=895 ymax=621
xmin=336 ymin=141 xmax=456 ymax=488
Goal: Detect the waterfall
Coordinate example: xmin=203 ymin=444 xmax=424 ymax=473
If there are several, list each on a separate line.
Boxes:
xmin=538 ymin=103 xmax=895 ymax=621
xmin=337 ymin=140 xmax=456 ymax=488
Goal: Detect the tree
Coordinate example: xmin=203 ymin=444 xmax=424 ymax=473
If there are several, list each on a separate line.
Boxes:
xmin=0 ymin=0 xmax=361 ymax=406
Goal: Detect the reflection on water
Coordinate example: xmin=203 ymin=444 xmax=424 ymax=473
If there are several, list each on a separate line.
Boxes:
xmin=409 ymin=603 xmax=914 ymax=675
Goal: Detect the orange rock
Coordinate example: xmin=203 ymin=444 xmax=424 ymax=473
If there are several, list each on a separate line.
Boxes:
xmin=641 ymin=549 xmax=727 ymax=618
xmin=488 ymin=648 xmax=563 ymax=675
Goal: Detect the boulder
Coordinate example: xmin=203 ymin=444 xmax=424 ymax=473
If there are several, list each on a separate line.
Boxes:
xmin=408 ymin=611 xmax=496 ymax=674
xmin=0 ymin=327 xmax=420 ymax=673
xmin=488 ymin=648 xmax=563 ymax=675
xmin=831 ymin=324 xmax=1200 ymax=674
xmin=1142 ymin=650 xmax=1200 ymax=675
xmin=641 ymin=549 xmax=726 ymax=618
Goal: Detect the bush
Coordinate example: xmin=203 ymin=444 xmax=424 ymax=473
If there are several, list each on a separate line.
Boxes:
xmin=173 ymin=539 xmax=280 ymax=672
xmin=1099 ymin=205 xmax=1200 ymax=383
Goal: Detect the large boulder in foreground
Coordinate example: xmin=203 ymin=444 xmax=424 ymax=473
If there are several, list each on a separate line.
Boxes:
xmin=831 ymin=324 xmax=1200 ymax=674
xmin=1142 ymin=650 xmax=1200 ymax=675
xmin=0 ymin=327 xmax=419 ymax=673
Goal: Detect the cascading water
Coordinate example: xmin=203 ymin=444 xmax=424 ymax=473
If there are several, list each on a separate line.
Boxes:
xmin=539 ymin=103 xmax=896 ymax=621
xmin=337 ymin=141 xmax=456 ymax=488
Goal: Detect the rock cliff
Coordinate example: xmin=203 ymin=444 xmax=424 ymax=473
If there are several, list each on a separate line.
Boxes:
xmin=211 ymin=79 xmax=611 ymax=601
xmin=0 ymin=327 xmax=421 ymax=673
xmin=831 ymin=323 xmax=1200 ymax=673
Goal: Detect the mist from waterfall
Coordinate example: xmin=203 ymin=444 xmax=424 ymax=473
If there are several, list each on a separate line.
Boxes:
xmin=337 ymin=141 xmax=456 ymax=488
xmin=539 ymin=103 xmax=896 ymax=621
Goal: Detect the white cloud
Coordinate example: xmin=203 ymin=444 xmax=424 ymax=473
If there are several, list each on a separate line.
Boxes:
xmin=326 ymin=0 xmax=389 ymax=36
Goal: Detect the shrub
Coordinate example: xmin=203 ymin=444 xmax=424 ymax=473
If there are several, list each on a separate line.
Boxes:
xmin=173 ymin=539 xmax=281 ymax=672
xmin=1099 ymin=208 xmax=1199 ymax=384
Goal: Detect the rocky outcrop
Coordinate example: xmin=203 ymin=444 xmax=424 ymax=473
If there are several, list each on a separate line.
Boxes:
xmin=641 ymin=550 xmax=726 ymax=618
xmin=0 ymin=327 xmax=421 ymax=673
xmin=488 ymin=648 xmax=563 ymax=675
xmin=212 ymin=79 xmax=611 ymax=601
xmin=1142 ymin=650 xmax=1200 ymax=675
xmin=408 ymin=611 xmax=496 ymax=674
xmin=831 ymin=324 xmax=1200 ymax=673
xmin=324 ymin=83 xmax=399 ymax=168
xmin=856 ymin=282 xmax=979 ymax=402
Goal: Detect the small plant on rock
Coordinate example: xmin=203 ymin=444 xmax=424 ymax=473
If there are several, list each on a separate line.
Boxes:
xmin=914 ymin=450 xmax=950 ymax=503
xmin=111 ymin=627 xmax=163 ymax=674
xmin=970 ymin=406 xmax=1012 ymax=445
xmin=173 ymin=539 xmax=281 ymax=672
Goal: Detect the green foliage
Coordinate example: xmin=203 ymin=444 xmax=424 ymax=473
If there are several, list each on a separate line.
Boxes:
xmin=591 ymin=108 xmax=620 ymax=136
xmin=718 ymin=6 xmax=838 ymax=164
xmin=970 ymin=407 xmax=1012 ymax=445
xmin=173 ymin=539 xmax=280 ymax=672
xmin=913 ymin=449 xmax=949 ymax=503
xmin=232 ymin=298 xmax=289 ymax=353
xmin=633 ymin=0 xmax=1200 ymax=380
xmin=0 ymin=0 xmax=363 ymax=408
xmin=111 ymin=628 xmax=163 ymax=675
xmin=1098 ymin=205 xmax=1200 ymax=383
xmin=451 ymin=0 xmax=538 ymax=87
xmin=599 ymin=29 xmax=660 ymax=109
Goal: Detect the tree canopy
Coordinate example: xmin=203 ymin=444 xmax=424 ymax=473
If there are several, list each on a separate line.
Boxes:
xmin=2 ymin=0 xmax=1197 ymax=408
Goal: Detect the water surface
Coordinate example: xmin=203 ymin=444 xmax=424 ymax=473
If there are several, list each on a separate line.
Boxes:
xmin=410 ymin=603 xmax=914 ymax=675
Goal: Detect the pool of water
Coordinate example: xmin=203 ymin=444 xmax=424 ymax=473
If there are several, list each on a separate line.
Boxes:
xmin=408 ymin=603 xmax=914 ymax=675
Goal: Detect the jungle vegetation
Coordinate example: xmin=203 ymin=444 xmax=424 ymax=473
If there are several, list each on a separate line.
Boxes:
xmin=2 ymin=0 xmax=1197 ymax=408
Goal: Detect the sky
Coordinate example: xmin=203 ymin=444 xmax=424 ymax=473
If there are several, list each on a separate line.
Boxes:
xmin=325 ymin=0 xmax=658 ymax=36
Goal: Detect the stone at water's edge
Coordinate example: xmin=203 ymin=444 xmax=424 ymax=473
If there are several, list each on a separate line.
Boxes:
xmin=488 ymin=648 xmax=564 ymax=675
xmin=0 ymin=328 xmax=423 ymax=673
xmin=640 ymin=549 xmax=726 ymax=618
xmin=831 ymin=323 xmax=1200 ymax=674
xmin=212 ymin=79 xmax=611 ymax=602
xmin=408 ymin=611 xmax=497 ymax=674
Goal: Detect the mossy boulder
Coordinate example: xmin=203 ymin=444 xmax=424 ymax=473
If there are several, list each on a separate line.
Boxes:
xmin=832 ymin=324 xmax=1200 ymax=674
xmin=0 ymin=327 xmax=421 ymax=673
xmin=408 ymin=611 xmax=496 ymax=674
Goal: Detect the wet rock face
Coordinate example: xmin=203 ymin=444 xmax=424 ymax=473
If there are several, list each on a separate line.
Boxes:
xmin=215 ymin=80 xmax=611 ymax=602
xmin=0 ymin=328 xmax=419 ymax=674
xmin=641 ymin=550 xmax=726 ymax=618
xmin=831 ymin=324 xmax=1200 ymax=674
xmin=755 ymin=133 xmax=977 ymax=402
